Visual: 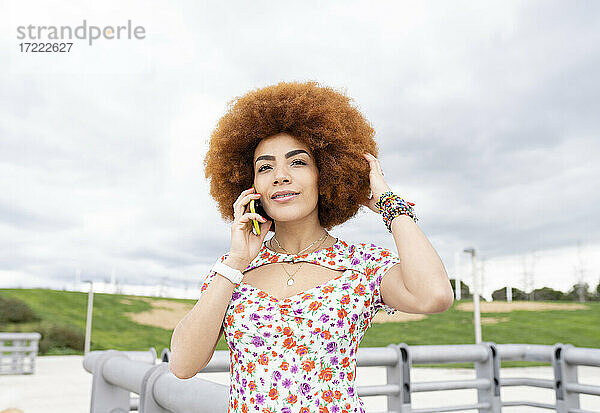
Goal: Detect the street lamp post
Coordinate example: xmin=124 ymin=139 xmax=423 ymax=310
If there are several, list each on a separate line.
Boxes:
xmin=82 ymin=280 xmax=94 ymax=354
xmin=454 ymin=251 xmax=462 ymax=300
xmin=463 ymin=248 xmax=482 ymax=344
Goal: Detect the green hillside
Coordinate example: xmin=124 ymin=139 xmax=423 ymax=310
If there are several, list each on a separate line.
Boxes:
xmin=1 ymin=288 xmax=598 ymax=368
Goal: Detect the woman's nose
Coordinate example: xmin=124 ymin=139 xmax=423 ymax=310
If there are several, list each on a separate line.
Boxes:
xmin=273 ymin=165 xmax=291 ymax=183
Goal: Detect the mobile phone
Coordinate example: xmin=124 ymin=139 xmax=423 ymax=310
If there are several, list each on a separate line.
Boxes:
xmin=249 ymin=197 xmax=261 ymax=236
xmin=249 ymin=186 xmax=272 ymax=235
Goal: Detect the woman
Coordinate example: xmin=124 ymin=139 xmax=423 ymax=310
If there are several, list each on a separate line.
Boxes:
xmin=170 ymin=81 xmax=453 ymax=413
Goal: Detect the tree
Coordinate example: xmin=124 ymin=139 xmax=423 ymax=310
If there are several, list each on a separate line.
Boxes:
xmin=492 ymin=287 xmax=506 ymax=301
xmin=531 ymin=287 xmax=564 ymax=301
xmin=492 ymin=287 xmax=528 ymax=301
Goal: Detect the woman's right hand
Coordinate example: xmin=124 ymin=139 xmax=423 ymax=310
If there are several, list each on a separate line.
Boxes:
xmin=228 ymin=187 xmax=272 ymax=267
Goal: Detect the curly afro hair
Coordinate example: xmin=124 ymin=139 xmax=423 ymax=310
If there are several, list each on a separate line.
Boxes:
xmin=203 ymin=80 xmax=382 ymax=232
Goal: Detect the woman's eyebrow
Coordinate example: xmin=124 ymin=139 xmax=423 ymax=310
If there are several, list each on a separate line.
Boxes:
xmin=254 ymin=149 xmax=310 ymax=165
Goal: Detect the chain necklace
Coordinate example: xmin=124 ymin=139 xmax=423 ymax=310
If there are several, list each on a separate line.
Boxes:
xmin=268 ymin=231 xmax=329 ymax=287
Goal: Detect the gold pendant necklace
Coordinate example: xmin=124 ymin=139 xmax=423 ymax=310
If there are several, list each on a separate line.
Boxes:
xmin=269 ymin=232 xmax=329 ymax=286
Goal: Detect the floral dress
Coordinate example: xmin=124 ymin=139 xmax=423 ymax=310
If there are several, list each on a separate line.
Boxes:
xmin=199 ymin=238 xmax=401 ymax=413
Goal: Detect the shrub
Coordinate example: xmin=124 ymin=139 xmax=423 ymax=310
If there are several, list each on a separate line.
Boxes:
xmin=0 ymin=295 xmax=40 ymax=324
xmin=38 ymin=323 xmax=85 ymax=354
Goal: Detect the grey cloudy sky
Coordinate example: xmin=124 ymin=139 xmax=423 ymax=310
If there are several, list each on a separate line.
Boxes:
xmin=2 ymin=0 xmax=599 ymax=298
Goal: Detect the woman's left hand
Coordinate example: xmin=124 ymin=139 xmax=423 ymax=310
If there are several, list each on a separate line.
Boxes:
xmin=361 ymin=152 xmax=392 ymax=213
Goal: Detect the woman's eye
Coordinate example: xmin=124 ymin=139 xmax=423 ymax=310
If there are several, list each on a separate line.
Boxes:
xmin=258 ymin=159 xmax=306 ymax=172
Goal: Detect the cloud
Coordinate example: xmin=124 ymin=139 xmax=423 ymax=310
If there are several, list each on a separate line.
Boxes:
xmin=1 ymin=0 xmax=599 ymax=296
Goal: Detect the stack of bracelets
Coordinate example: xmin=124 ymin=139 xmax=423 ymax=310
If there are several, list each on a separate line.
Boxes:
xmin=374 ymin=191 xmax=418 ymax=233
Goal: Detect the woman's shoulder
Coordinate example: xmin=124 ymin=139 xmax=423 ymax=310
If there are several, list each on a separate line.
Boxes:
xmin=339 ymin=240 xmax=400 ymax=275
xmin=344 ymin=240 xmax=398 ymax=260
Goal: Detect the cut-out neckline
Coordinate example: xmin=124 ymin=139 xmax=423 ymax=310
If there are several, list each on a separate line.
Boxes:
xmin=239 ymin=268 xmax=352 ymax=302
xmin=263 ymin=237 xmax=341 ymax=257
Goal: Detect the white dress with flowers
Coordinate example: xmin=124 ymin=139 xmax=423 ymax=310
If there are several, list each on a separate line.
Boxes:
xmin=199 ymin=238 xmax=401 ymax=413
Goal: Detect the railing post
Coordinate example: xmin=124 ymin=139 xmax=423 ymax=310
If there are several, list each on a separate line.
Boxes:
xmin=553 ymin=343 xmax=580 ymax=413
xmin=474 ymin=342 xmax=501 ymax=412
xmin=139 ymin=363 xmax=171 ymax=413
xmin=12 ymin=338 xmax=23 ymax=374
xmin=30 ymin=335 xmax=40 ymax=374
xmin=386 ymin=343 xmax=411 ymax=413
xmin=148 ymin=347 xmax=158 ymax=364
xmin=90 ymin=350 xmax=131 ymax=413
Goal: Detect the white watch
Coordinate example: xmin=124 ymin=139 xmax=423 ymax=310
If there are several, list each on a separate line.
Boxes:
xmin=212 ymin=260 xmax=244 ymax=285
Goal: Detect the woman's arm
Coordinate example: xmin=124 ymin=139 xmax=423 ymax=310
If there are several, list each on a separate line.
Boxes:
xmin=169 ymin=255 xmax=247 ymax=379
xmin=382 ymin=214 xmax=454 ymax=314
xmin=361 ymin=152 xmax=454 ymax=314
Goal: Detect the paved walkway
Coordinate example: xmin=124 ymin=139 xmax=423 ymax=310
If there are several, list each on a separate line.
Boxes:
xmin=1 ymin=356 xmax=599 ymax=412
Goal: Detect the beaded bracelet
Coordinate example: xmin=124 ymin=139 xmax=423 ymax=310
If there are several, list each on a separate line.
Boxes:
xmin=374 ymin=191 xmax=418 ymax=233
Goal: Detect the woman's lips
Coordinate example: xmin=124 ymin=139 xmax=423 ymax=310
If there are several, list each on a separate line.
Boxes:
xmin=271 ymin=193 xmax=299 ymax=203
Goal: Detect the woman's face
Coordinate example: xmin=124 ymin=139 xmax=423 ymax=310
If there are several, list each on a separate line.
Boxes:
xmin=253 ymin=133 xmax=319 ymax=223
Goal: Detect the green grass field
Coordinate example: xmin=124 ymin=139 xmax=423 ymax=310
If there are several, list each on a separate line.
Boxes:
xmin=1 ymin=288 xmax=598 ymax=368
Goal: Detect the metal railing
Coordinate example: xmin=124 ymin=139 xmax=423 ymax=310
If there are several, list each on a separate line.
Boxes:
xmin=0 ymin=332 xmax=42 ymax=375
xmin=83 ymin=342 xmax=600 ymax=413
